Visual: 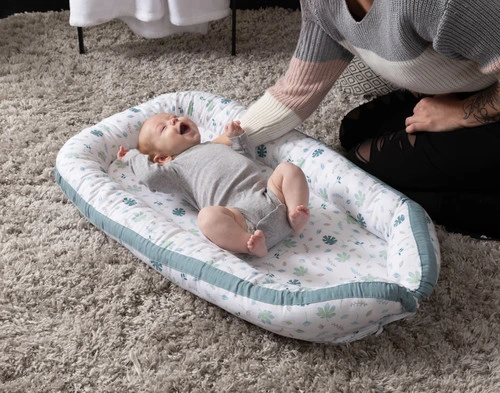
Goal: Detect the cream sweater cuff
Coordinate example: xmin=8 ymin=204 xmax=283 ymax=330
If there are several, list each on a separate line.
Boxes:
xmin=240 ymin=92 xmax=302 ymax=146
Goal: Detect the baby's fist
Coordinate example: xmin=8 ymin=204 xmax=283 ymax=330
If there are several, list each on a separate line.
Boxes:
xmin=117 ymin=146 xmax=129 ymax=160
xmin=224 ymin=120 xmax=243 ymax=137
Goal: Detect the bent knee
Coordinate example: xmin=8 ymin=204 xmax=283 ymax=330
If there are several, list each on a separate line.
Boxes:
xmin=197 ymin=206 xmax=217 ymax=229
xmin=198 ymin=206 xmax=248 ymax=232
xmin=351 ymin=131 xmax=417 ymax=164
xmin=276 ymin=161 xmax=303 ymax=177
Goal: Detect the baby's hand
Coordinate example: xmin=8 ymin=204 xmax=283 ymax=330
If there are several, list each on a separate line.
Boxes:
xmin=224 ymin=120 xmax=244 ymax=138
xmin=117 ymin=146 xmax=129 ymax=160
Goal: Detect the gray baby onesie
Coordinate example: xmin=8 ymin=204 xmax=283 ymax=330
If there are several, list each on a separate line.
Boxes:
xmin=123 ymin=133 xmax=293 ymax=249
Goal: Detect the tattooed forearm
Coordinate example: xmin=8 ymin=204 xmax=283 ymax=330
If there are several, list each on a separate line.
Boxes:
xmin=462 ymin=82 xmax=500 ymax=125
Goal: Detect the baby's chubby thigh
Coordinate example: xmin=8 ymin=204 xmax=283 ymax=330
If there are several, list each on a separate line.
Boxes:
xmin=198 ymin=206 xmax=248 ymax=232
xmin=266 ymin=161 xmax=304 ymax=204
xmin=225 ymin=207 xmax=249 ymax=231
xmin=266 ymin=163 xmax=287 ymax=204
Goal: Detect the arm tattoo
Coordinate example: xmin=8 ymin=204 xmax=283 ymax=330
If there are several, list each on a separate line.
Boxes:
xmin=462 ymin=83 xmax=500 ymax=125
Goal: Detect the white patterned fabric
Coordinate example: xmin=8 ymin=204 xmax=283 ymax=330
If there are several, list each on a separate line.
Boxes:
xmin=55 ymin=91 xmax=440 ymax=343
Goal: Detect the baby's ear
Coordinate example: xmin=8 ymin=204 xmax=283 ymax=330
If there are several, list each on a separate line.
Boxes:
xmin=154 ymin=154 xmax=173 ymax=165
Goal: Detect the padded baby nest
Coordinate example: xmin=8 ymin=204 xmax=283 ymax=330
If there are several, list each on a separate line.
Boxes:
xmin=55 ymin=91 xmax=440 ymax=344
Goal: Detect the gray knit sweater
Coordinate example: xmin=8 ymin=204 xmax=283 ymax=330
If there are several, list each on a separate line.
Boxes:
xmin=240 ymin=0 xmax=500 ymax=145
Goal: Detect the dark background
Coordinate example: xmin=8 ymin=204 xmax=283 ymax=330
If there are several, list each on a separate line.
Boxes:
xmin=1 ymin=0 xmax=69 ymax=18
xmin=0 ymin=1 xmax=300 ymax=19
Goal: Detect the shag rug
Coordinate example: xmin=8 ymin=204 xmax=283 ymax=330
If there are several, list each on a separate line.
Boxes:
xmin=1 ymin=9 xmax=499 ymax=393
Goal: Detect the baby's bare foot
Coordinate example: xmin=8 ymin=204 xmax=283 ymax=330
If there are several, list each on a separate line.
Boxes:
xmin=289 ymin=205 xmax=310 ymax=233
xmin=247 ymin=230 xmax=268 ymax=257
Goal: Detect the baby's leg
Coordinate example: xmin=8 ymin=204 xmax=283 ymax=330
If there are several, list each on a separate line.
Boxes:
xmin=267 ymin=162 xmax=310 ymax=233
xmin=197 ymin=206 xmax=268 ymax=257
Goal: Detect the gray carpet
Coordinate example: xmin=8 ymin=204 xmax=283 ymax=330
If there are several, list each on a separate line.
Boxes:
xmin=1 ymin=9 xmax=499 ymax=393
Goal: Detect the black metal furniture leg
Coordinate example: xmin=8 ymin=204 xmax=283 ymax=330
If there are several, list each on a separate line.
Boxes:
xmin=230 ymin=0 xmax=236 ymax=55
xmin=75 ymin=5 xmax=234 ymax=55
xmin=77 ymin=27 xmax=85 ymax=54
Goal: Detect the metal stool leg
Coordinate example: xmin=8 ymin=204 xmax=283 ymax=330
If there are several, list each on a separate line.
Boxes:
xmin=230 ymin=0 xmax=236 ymax=55
xmin=76 ymin=5 xmax=234 ymax=55
xmin=77 ymin=27 xmax=85 ymax=54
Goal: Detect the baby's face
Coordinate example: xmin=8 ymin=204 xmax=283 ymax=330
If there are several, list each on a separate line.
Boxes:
xmin=140 ymin=113 xmax=200 ymax=159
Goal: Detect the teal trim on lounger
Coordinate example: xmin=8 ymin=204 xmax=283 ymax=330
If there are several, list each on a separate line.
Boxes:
xmin=55 ymin=167 xmax=423 ymax=313
xmin=405 ymin=199 xmax=439 ymax=300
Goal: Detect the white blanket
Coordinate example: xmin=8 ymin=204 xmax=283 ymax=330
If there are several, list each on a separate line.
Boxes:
xmin=69 ymin=0 xmax=230 ymax=38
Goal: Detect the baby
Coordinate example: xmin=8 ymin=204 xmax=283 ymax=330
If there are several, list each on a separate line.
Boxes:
xmin=118 ymin=113 xmax=310 ymax=257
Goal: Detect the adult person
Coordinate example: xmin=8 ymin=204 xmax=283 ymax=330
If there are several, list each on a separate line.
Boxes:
xmin=239 ymin=0 xmax=500 ymax=239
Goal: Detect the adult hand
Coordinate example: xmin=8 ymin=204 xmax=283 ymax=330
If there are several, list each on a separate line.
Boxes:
xmin=405 ymin=94 xmax=465 ymax=134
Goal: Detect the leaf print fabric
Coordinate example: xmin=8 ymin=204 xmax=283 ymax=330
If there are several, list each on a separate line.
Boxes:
xmin=55 ymin=91 xmax=440 ymax=344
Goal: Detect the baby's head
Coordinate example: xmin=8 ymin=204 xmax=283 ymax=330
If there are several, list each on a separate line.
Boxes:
xmin=138 ymin=113 xmax=201 ymax=165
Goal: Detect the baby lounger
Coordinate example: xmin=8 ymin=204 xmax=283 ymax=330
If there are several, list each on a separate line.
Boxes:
xmin=55 ymin=91 xmax=440 ymax=343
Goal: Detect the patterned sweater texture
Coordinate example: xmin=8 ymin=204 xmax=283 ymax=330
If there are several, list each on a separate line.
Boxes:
xmin=241 ymin=0 xmax=500 ymax=145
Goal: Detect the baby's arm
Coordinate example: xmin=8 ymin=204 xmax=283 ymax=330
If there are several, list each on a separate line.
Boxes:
xmin=211 ymin=121 xmax=255 ymax=157
xmin=117 ymin=146 xmax=130 ymax=160
xmin=224 ymin=120 xmax=244 ymax=138
xmin=115 ymin=146 xmax=167 ymax=192
xmin=116 ymin=146 xmax=151 ymax=178
xmin=212 ymin=121 xmax=244 ymax=146
xmin=227 ymin=122 xmax=256 ymax=158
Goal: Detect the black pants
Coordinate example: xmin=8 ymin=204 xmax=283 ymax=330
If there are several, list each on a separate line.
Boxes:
xmin=340 ymin=90 xmax=500 ymax=239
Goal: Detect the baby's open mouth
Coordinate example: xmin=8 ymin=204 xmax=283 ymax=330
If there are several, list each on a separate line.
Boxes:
xmin=180 ymin=124 xmax=189 ymax=135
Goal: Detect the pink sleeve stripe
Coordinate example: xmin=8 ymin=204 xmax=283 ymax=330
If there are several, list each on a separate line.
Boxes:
xmin=268 ymin=57 xmax=350 ymax=121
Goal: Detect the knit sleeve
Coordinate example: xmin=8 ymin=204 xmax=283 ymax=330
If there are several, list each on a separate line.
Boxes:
xmin=240 ymin=7 xmax=352 ymax=146
xmin=435 ymin=0 xmax=500 ymax=76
